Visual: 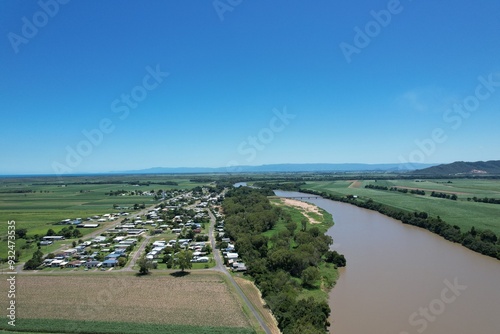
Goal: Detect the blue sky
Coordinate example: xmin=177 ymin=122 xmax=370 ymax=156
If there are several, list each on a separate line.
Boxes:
xmin=1 ymin=0 xmax=500 ymax=174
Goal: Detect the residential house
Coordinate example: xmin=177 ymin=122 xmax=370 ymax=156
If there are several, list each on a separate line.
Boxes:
xmin=102 ymin=259 xmax=118 ymax=267
xmin=84 ymin=261 xmax=101 ymax=268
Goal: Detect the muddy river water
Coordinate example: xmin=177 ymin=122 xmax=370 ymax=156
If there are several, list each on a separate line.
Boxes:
xmin=274 ymin=191 xmax=500 ymax=334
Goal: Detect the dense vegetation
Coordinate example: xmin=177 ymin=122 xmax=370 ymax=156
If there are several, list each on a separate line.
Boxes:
xmin=222 ymin=187 xmax=342 ymax=333
xmin=430 ymin=191 xmax=458 ymax=200
xmin=365 ymin=184 xmax=426 ymax=195
xmin=253 ymin=181 xmax=307 ymax=191
xmin=302 ymin=189 xmax=500 ymax=260
xmin=23 ymin=249 xmax=44 ymax=270
xmin=468 ymin=196 xmax=500 ymax=204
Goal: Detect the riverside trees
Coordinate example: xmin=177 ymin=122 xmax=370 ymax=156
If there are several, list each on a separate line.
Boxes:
xmin=304 ymin=189 xmax=500 ymax=260
xmin=222 ymin=187 xmax=337 ymax=333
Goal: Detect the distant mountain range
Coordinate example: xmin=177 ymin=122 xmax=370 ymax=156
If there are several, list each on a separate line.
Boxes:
xmin=415 ymin=160 xmax=500 ymax=175
xmin=114 ymin=163 xmax=437 ymax=174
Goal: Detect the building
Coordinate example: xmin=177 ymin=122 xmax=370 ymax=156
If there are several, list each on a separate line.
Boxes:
xmin=63 ymin=249 xmax=77 ymax=257
xmin=84 ymin=261 xmax=101 ymax=268
xmin=42 ymin=236 xmax=65 ymax=241
xmin=102 ymin=259 xmax=118 ymax=267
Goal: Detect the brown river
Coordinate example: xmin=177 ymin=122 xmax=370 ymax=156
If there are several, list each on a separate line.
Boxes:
xmin=275 ymin=191 xmax=500 ymax=334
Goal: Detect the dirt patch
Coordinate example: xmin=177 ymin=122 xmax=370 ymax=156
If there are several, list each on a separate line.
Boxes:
xmin=234 ymin=277 xmax=281 ymax=334
xmin=280 ymin=198 xmax=322 ymax=224
xmin=348 ymin=180 xmax=362 ymax=188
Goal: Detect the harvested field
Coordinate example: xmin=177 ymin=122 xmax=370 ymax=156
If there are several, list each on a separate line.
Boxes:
xmin=2 ymin=272 xmax=251 ymax=329
xmin=348 ymin=180 xmax=362 ymax=188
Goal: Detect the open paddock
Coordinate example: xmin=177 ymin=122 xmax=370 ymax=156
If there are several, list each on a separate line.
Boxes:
xmin=0 ymin=272 xmax=252 ymax=333
xmin=305 ymin=179 xmax=500 ymax=234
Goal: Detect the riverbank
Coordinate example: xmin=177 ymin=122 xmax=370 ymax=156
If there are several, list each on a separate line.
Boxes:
xmin=300 ymin=187 xmax=500 ymax=260
xmin=268 ymin=197 xmax=339 ymax=296
xmin=222 ymin=187 xmax=338 ymax=333
xmin=274 ymin=190 xmax=500 ymax=334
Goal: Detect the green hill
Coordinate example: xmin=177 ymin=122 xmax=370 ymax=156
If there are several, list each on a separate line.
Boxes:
xmin=416 ymin=160 xmax=500 ymax=175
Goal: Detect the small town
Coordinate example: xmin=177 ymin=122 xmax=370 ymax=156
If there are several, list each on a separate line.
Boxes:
xmin=27 ymin=187 xmax=247 ymax=275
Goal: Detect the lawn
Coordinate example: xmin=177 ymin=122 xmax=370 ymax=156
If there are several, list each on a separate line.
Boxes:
xmin=304 ymin=179 xmax=500 ymax=235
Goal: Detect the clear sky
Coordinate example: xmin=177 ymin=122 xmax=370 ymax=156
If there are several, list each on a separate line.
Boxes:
xmin=1 ymin=0 xmax=500 ymax=174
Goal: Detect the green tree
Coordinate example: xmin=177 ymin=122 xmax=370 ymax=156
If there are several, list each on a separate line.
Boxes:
xmin=301 ymin=266 xmax=320 ymax=287
xmin=71 ymin=229 xmax=82 ymax=238
xmin=176 ymin=250 xmax=193 ymax=272
xmin=15 ymin=228 xmax=28 ymax=239
xmin=166 ymin=256 xmax=173 ymax=269
xmin=286 ymin=221 xmax=297 ymax=235
xmin=480 ymin=229 xmax=498 ymax=243
xmin=137 ymin=255 xmax=153 ymax=275
xmin=301 ymin=218 xmax=308 ymax=232
xmin=308 ymin=226 xmax=320 ymax=238
xmin=325 ymin=250 xmax=346 ymax=267
xmin=117 ymin=257 xmax=127 ymax=267
xmin=202 ymin=244 xmax=212 ymax=254
xmin=23 ymin=249 xmax=44 ymax=270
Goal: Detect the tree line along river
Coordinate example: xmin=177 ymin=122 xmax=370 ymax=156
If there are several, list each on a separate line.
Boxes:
xmin=274 ymin=190 xmax=500 ymax=334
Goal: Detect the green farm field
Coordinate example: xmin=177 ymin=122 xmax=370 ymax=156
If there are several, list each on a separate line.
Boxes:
xmin=0 ymin=175 xmax=209 ymax=231
xmin=304 ymin=179 xmax=500 ymax=235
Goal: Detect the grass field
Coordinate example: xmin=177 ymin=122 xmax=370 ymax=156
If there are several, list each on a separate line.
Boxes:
xmin=0 ymin=175 xmax=208 ymax=234
xmin=304 ymin=179 xmax=500 ymax=235
xmin=0 ymin=320 xmax=255 ymax=334
xmin=0 ymin=272 xmax=254 ymax=333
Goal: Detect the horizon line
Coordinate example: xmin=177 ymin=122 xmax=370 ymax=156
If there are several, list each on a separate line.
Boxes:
xmin=0 ymin=161 xmax=444 ymax=177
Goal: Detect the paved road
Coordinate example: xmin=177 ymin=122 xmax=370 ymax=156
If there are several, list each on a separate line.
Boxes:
xmin=207 ymin=209 xmax=272 ymax=334
xmin=208 ymin=210 xmax=225 ymax=273
xmin=121 ymin=235 xmax=152 ymax=272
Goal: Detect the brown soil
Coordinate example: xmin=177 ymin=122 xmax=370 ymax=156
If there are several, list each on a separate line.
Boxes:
xmin=348 ymin=180 xmax=362 ymax=188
